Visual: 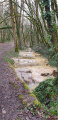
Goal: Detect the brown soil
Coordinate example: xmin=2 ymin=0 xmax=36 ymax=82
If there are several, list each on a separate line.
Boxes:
xmin=0 ymin=43 xmax=45 ymax=120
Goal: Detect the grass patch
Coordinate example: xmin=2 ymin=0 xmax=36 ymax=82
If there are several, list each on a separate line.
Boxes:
xmin=3 ymin=48 xmax=19 ymax=65
xmin=4 ymin=48 xmax=19 ymax=58
xmin=4 ymin=57 xmax=14 ymax=65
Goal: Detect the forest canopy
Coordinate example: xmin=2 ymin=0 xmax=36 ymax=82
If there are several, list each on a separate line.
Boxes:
xmin=0 ymin=0 xmax=58 ymax=52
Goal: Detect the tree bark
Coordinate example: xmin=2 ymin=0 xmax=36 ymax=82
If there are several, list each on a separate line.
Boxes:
xmin=9 ymin=0 xmax=19 ymax=52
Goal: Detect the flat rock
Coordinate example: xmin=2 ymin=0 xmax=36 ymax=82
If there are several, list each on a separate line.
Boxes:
xmin=15 ymin=68 xmax=31 ymax=73
xmin=13 ymin=50 xmax=56 ymax=91
xmin=19 ymin=51 xmax=35 ymax=58
xmin=14 ymin=59 xmax=38 ymax=66
xmin=15 ymin=69 xmax=23 ymax=80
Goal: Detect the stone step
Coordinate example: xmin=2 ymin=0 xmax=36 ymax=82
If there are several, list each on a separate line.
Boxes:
xmin=13 ymin=58 xmax=39 ymax=67
xmin=19 ymin=52 xmax=35 ymax=58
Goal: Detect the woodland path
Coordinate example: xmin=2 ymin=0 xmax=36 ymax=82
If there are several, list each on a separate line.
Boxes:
xmin=0 ymin=43 xmax=45 ymax=120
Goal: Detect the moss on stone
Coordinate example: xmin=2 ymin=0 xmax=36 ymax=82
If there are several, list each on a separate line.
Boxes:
xmin=18 ymin=78 xmax=24 ymax=83
xmin=23 ymin=83 xmax=29 ymax=90
xmin=9 ymin=63 xmax=15 ymax=71
xmin=33 ymin=100 xmax=41 ymax=108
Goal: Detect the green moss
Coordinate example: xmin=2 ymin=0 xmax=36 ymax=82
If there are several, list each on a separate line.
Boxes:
xmin=15 ymin=37 xmax=19 ymax=52
xmin=15 ymin=47 xmax=19 ymax=52
xmin=22 ymin=100 xmax=27 ymax=105
xmin=18 ymin=78 xmax=24 ymax=83
xmin=18 ymin=95 xmax=23 ymax=100
xmin=23 ymin=83 xmax=29 ymax=90
xmin=33 ymin=100 xmax=41 ymax=108
xmin=29 ymin=93 xmax=36 ymax=98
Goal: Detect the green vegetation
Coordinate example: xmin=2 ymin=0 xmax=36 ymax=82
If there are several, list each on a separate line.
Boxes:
xmin=29 ymin=93 xmax=36 ymax=98
xmin=4 ymin=57 xmax=14 ymax=65
xmin=49 ymin=53 xmax=58 ymax=69
xmin=4 ymin=49 xmax=19 ymax=65
xmin=23 ymin=83 xmax=29 ymax=90
xmin=33 ymin=76 xmax=58 ymax=116
xmin=18 ymin=95 xmax=23 ymax=100
xmin=22 ymin=100 xmax=27 ymax=105
xmin=26 ymin=103 xmax=41 ymax=115
xmin=5 ymin=49 xmax=19 ymax=57
xmin=33 ymin=100 xmax=41 ymax=108
xmin=33 ymin=45 xmax=58 ymax=68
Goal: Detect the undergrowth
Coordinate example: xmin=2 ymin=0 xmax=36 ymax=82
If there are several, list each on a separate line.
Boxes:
xmin=33 ymin=76 xmax=58 ymax=117
xmin=32 ymin=45 xmax=58 ymax=67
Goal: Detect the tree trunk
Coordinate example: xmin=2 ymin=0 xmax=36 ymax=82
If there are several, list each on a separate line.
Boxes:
xmin=14 ymin=0 xmax=21 ymax=49
xmin=9 ymin=0 xmax=19 ymax=52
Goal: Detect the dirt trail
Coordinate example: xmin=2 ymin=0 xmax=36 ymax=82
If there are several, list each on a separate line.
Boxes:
xmin=0 ymin=43 xmax=44 ymax=120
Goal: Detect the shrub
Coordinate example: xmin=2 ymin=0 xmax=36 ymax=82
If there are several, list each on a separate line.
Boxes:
xmin=33 ymin=77 xmax=58 ymax=116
